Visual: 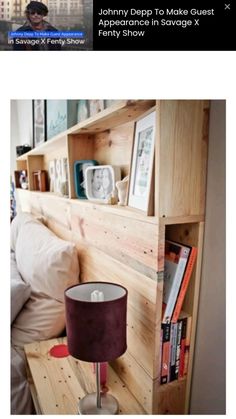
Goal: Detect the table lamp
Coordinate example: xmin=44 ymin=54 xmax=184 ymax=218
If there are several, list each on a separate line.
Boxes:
xmin=65 ymin=281 xmax=128 ymax=414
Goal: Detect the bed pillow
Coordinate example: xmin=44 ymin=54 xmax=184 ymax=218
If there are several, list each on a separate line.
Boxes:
xmin=11 ymin=212 xmax=45 ymax=252
xmin=12 ymin=220 xmax=79 ymax=350
xmin=11 ymin=252 xmax=31 ymax=324
xmin=15 ymin=221 xmax=79 ymax=302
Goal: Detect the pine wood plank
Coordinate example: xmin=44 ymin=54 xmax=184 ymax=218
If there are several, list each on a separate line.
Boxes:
xmin=16 ymin=159 xmax=27 ymax=171
xmin=70 ymin=201 xmax=159 ymax=278
xmin=24 ymin=338 xmax=145 ymax=415
xmin=153 ymin=378 xmax=186 ymax=414
xmin=93 ymin=121 xmax=134 ymax=178
xmin=158 ymin=100 xmax=209 ymax=218
xmin=27 ymin=155 xmax=44 ymax=190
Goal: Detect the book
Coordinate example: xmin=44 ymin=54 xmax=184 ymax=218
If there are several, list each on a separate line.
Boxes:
xmin=171 ymin=246 xmax=197 ymax=323
xmin=174 ymin=317 xmax=183 ymax=379
xmin=160 ymin=311 xmax=192 ymax=385
xmin=160 ymin=322 xmax=171 ymax=384
xmin=162 ymin=240 xmax=191 ymax=323
xmin=178 ymin=316 xmax=188 ymax=379
xmin=169 ymin=322 xmax=178 ymax=381
xmin=183 ymin=316 xmax=192 ymax=377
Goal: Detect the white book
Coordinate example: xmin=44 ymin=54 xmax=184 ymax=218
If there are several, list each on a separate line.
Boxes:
xmin=162 ymin=240 xmax=190 ymax=323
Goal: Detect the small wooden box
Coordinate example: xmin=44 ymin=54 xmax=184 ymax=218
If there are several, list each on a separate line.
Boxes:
xmin=32 ymin=170 xmax=47 ymax=192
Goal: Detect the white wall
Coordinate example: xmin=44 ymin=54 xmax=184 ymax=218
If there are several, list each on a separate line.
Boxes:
xmin=190 ymin=100 xmax=226 ymax=413
xmin=10 ymin=100 xmax=33 ymax=176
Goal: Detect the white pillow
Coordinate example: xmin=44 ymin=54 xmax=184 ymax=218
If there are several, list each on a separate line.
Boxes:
xmin=15 ymin=221 xmax=79 ymax=302
xmin=11 ymin=252 xmax=31 ymax=324
xmin=11 ymin=293 xmax=66 ymax=347
xmin=12 ymin=219 xmax=79 ymax=349
xmin=11 ymin=212 xmax=45 ymax=252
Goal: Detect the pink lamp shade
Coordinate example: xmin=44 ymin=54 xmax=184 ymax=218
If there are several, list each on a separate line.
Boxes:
xmin=65 ymin=282 xmax=128 ymax=363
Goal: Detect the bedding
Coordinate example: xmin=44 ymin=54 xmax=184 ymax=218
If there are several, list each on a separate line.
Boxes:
xmin=11 ymin=212 xmax=80 ymax=414
xmin=10 ymin=251 xmax=31 ymax=324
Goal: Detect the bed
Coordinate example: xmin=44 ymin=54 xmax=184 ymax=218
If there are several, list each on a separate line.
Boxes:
xmin=10 ymin=212 xmax=80 ymax=414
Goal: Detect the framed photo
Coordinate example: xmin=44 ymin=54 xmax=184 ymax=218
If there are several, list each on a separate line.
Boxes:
xmin=104 ymin=100 xmax=118 ymax=108
xmin=128 ymin=110 xmax=156 ymax=215
xmin=46 ymin=100 xmax=67 ymax=140
xmin=85 ymin=165 xmax=121 ymax=204
xmin=77 ymin=100 xmax=89 ymax=123
xmin=32 ymin=100 xmax=47 ymax=148
xmin=88 ymin=100 xmax=104 ymax=117
xmin=74 ymin=159 xmax=98 ymax=199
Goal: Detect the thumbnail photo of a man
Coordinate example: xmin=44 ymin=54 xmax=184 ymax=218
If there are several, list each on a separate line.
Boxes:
xmin=13 ymin=1 xmax=61 ymax=50
xmin=0 ymin=0 xmax=93 ymax=51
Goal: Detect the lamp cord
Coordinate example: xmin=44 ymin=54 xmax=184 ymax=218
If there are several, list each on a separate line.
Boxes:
xmin=96 ymin=362 xmax=101 ymax=408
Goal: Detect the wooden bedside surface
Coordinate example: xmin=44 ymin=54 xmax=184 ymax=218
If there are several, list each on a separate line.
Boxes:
xmin=24 ymin=337 xmax=145 ymax=415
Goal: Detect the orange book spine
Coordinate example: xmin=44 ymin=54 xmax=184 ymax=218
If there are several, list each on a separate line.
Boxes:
xmin=172 ymin=247 xmax=197 ymax=323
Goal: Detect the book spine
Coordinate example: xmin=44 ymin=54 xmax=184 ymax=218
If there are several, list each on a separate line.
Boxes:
xmin=171 ymin=247 xmax=197 ymax=323
xmin=160 ymin=322 xmax=171 ymax=384
xmin=174 ymin=318 xmax=183 ymax=379
xmin=183 ymin=316 xmax=192 ymax=376
xmin=178 ymin=316 xmax=188 ymax=379
xmin=169 ymin=322 xmax=178 ymax=382
xmin=159 ymin=326 xmax=163 ymax=384
xmin=163 ymin=253 xmax=190 ymax=323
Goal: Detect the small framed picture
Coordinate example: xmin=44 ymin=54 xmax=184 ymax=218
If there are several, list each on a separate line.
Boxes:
xmin=128 ymin=110 xmax=156 ymax=215
xmin=46 ymin=100 xmax=67 ymax=140
xmin=32 ymin=100 xmax=47 ymax=148
xmin=85 ymin=165 xmax=121 ymax=204
xmin=77 ymin=100 xmax=89 ymax=123
xmin=104 ymin=100 xmax=118 ymax=108
xmin=88 ymin=100 xmax=104 ymax=117
xmin=74 ymin=159 xmax=98 ymax=199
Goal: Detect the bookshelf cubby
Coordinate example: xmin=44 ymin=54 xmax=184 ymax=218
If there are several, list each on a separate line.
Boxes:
xmin=16 ymin=99 xmax=209 ymax=414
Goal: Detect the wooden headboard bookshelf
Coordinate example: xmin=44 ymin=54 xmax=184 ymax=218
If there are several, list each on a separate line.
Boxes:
xmin=15 ymin=99 xmax=209 ymax=414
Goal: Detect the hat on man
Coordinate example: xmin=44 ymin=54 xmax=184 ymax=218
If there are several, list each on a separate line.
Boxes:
xmin=26 ymin=1 xmax=48 ymax=15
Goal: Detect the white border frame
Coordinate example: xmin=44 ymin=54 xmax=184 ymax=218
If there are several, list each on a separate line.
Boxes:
xmin=85 ymin=164 xmax=121 ymax=204
xmin=128 ymin=110 xmax=156 ymax=214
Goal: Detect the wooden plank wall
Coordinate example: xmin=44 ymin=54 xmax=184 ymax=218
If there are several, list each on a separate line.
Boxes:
xmin=16 ymin=189 xmax=161 ymax=413
xmin=158 ymin=100 xmax=209 ymax=218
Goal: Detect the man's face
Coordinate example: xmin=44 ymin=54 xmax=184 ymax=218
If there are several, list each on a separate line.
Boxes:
xmin=28 ymin=9 xmax=45 ymax=25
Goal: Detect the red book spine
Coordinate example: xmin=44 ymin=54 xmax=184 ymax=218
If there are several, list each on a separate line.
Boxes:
xmin=183 ymin=316 xmax=192 ymax=376
xmin=172 ymin=247 xmax=197 ymax=323
xmin=178 ymin=317 xmax=188 ymax=378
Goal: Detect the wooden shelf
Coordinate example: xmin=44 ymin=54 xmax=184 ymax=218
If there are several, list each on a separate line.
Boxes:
xmin=15 ymin=99 xmax=209 ymax=414
xmin=25 ymin=337 xmax=145 ymax=415
xmin=17 ymin=100 xmax=155 ymax=161
xmin=16 ymin=188 xmax=204 ymax=226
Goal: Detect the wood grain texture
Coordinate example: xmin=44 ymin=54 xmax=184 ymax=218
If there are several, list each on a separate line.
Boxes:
xmin=154 ymin=378 xmax=186 ymax=414
xmin=15 ymin=99 xmax=209 ymax=415
xmin=16 ymin=160 xmax=27 ymax=171
xmin=27 ymin=155 xmax=44 ymax=190
xmin=70 ymin=200 xmax=159 ymax=279
xmin=70 ymin=100 xmax=155 ymax=135
xmin=158 ymin=100 xmax=209 ymax=218
xmin=24 ymin=338 xmax=145 ymax=414
xmin=93 ymin=121 xmax=134 ymax=179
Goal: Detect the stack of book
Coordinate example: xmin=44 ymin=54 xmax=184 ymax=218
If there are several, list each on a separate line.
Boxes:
xmin=160 ymin=240 xmax=197 ymax=385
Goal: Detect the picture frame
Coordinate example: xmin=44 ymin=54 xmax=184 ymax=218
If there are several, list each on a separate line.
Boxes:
xmin=85 ymin=165 xmax=121 ymax=204
xmin=128 ymin=110 xmax=156 ymax=215
xmin=46 ymin=100 xmax=67 ymax=140
xmin=77 ymin=100 xmax=89 ymax=123
xmin=88 ymin=100 xmax=104 ymax=117
xmin=74 ymin=159 xmax=98 ymax=199
xmin=32 ymin=100 xmax=47 ymax=148
xmin=104 ymin=100 xmax=118 ymax=109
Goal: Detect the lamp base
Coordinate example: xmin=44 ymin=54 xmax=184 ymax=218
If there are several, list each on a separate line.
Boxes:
xmin=78 ymin=392 xmax=119 ymax=415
